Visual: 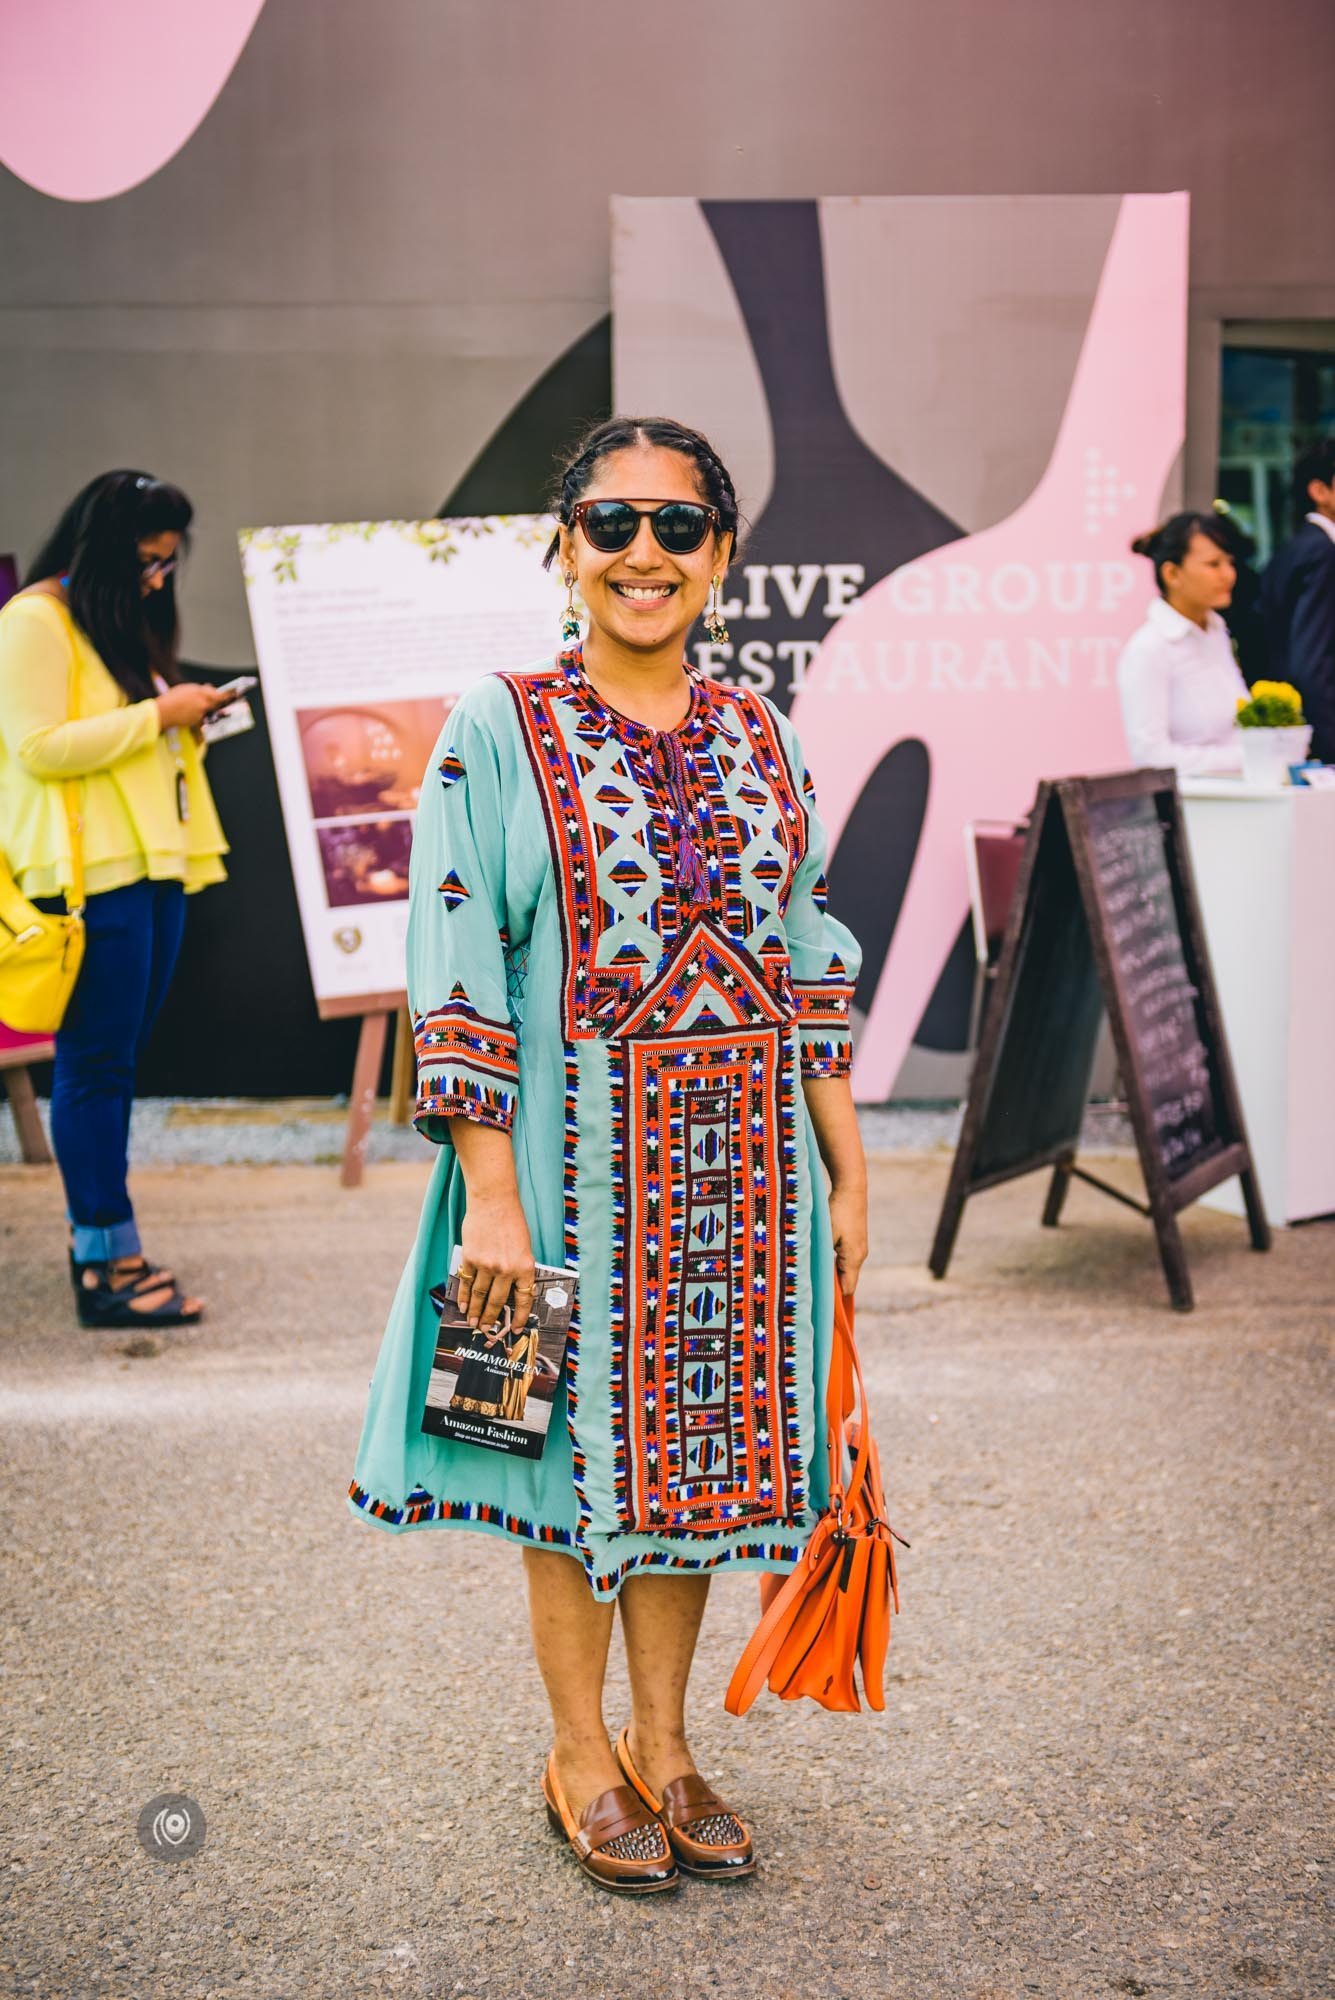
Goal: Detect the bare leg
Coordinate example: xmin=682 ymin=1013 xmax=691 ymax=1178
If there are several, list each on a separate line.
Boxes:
xmin=522 ymin=1547 xmax=623 ymax=1819
xmin=617 ymin=1571 xmax=712 ymax=1795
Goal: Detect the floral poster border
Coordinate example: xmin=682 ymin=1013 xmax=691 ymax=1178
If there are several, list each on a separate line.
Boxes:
xmin=239 ymin=514 xmax=555 ymax=587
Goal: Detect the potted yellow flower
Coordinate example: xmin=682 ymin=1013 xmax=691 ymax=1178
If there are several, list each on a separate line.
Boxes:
xmin=1235 ymin=680 xmax=1311 ymax=786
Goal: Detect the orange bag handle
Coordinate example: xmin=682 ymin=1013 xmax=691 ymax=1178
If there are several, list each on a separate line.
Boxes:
xmin=827 ymin=1290 xmax=874 ymax=1529
xmin=725 ymin=1288 xmax=866 ymax=1717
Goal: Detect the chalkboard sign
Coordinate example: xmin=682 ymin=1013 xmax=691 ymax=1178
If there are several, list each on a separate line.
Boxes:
xmin=931 ymin=769 xmax=1268 ymax=1311
xmin=969 ymin=790 xmax=1104 ymax=1189
xmin=1082 ymin=791 xmax=1224 ymax=1181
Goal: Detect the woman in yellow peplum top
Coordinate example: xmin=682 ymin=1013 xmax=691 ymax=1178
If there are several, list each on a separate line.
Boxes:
xmin=0 ymin=471 xmax=237 ymax=1327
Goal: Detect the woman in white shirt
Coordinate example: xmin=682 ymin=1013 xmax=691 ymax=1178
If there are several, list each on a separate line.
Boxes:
xmin=1117 ymin=511 xmax=1248 ymax=776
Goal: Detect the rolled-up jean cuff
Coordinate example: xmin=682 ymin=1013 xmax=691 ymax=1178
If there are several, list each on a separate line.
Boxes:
xmin=70 ymin=1218 xmax=142 ymax=1264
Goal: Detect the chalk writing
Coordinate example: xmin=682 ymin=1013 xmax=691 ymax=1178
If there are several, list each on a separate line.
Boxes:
xmin=1088 ymin=796 xmax=1220 ymax=1179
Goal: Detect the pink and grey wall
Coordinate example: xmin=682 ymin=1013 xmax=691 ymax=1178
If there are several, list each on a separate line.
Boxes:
xmin=1 ymin=0 xmax=1330 ymax=1098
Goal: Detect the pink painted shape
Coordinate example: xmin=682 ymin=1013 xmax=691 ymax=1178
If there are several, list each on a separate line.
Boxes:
xmin=791 ymin=193 xmax=1190 ymax=1099
xmin=0 ymin=0 xmax=267 ymax=202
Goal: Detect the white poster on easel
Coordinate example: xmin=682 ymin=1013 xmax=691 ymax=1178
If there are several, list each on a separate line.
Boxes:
xmin=239 ymin=516 xmax=559 ymax=1010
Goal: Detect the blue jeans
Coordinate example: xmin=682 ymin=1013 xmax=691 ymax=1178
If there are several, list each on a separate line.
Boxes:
xmin=35 ymin=878 xmax=186 ymax=1263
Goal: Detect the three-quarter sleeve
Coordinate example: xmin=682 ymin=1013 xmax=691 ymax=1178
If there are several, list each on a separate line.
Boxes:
xmin=0 ymin=601 xmax=161 ymax=777
xmin=768 ymin=703 xmax=863 ymax=1081
xmin=406 ymin=696 xmax=519 ymax=1141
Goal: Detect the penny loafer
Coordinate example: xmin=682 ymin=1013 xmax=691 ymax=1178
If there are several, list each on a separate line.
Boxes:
xmin=614 ymin=1727 xmax=756 ymax=1878
xmin=541 ymin=1753 xmax=679 ymax=1894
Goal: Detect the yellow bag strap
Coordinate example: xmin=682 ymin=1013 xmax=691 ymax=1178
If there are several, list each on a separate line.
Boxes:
xmin=58 ymin=606 xmax=85 ymax=917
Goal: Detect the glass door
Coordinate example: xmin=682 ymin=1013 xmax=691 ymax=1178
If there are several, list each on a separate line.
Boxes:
xmin=1219 ymin=334 xmax=1335 ymax=565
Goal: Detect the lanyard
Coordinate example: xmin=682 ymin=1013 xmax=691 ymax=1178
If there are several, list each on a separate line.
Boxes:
xmin=152 ymin=672 xmax=189 ymax=823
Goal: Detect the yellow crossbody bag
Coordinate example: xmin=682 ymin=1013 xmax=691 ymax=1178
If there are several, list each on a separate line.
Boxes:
xmin=0 ymin=617 xmax=86 ymax=1033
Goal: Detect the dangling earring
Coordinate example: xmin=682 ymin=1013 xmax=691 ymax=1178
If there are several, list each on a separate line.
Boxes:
xmin=704 ymin=574 xmax=730 ymax=645
xmin=560 ymin=572 xmax=582 ymax=645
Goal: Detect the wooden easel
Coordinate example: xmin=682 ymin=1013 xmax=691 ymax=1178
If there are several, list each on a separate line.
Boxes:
xmin=1 ymin=1036 xmax=54 ymax=1164
xmin=930 ymin=769 xmax=1269 ymax=1312
xmin=317 ymin=992 xmax=415 ymax=1187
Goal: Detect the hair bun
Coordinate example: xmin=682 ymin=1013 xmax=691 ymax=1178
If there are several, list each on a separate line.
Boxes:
xmin=1130 ymin=529 xmax=1159 ymax=558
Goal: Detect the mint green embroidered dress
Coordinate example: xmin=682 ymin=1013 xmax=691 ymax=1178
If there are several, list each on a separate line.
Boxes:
xmin=348 ymin=649 xmax=860 ymax=1600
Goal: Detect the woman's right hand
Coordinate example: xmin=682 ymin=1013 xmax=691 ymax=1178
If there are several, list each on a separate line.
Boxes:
xmin=155 ymin=682 xmax=230 ymax=730
xmin=455 ymin=1194 xmax=536 ymax=1332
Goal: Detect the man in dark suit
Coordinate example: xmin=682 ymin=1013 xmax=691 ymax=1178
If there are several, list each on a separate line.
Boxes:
xmin=1261 ymin=438 xmax=1335 ymax=763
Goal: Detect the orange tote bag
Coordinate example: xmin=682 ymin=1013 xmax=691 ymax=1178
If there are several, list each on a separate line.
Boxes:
xmin=725 ymin=1290 xmax=907 ymax=1716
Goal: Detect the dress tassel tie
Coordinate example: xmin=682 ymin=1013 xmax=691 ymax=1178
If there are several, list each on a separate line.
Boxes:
xmin=653 ymin=728 xmax=712 ymax=912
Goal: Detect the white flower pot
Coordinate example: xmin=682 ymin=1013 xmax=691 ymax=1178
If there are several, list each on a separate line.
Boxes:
xmin=1238 ymin=724 xmax=1312 ymax=786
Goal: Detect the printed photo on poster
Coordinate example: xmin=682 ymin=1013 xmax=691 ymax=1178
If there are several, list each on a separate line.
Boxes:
xmin=298 ymin=699 xmax=457 ymax=820
xmin=315 ymin=818 xmax=414 ymax=907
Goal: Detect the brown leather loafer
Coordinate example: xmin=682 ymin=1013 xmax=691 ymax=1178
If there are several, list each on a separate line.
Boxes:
xmin=541 ymin=1753 xmax=679 ymax=1894
xmin=614 ymin=1727 xmax=756 ymax=1879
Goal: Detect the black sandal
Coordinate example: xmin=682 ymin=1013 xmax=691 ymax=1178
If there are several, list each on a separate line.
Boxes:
xmin=69 ymin=1249 xmax=177 ymax=1296
xmin=74 ymin=1261 xmax=204 ymax=1329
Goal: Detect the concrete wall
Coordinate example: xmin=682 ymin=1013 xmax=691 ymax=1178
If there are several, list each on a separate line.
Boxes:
xmin=2 ymin=0 xmax=1332 ymax=661
xmin=2 ymin=0 xmax=1331 ymax=1098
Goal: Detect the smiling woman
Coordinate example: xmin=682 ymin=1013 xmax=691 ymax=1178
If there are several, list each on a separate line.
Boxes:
xmin=542 ymin=415 xmax=742 ymax=717
xmin=350 ymin=414 xmax=871 ymax=1892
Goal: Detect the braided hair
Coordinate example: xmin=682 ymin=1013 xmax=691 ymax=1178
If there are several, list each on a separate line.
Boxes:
xmin=542 ymin=416 xmax=740 ymax=571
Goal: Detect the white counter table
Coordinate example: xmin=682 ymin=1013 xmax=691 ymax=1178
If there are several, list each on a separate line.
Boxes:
xmin=1180 ymin=779 xmax=1335 ymax=1225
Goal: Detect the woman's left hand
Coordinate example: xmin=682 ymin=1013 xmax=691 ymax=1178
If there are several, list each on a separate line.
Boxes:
xmin=829 ymin=1179 xmax=868 ymax=1298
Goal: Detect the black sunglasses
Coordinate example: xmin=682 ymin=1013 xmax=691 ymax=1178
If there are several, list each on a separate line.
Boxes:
xmin=138 ymin=553 xmax=178 ymax=581
xmin=571 ymin=498 xmax=721 ymax=556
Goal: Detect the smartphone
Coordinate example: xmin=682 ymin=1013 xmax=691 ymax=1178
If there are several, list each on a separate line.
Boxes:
xmin=200 ymin=700 xmax=256 ymax=746
xmin=212 ymin=674 xmax=258 ymax=705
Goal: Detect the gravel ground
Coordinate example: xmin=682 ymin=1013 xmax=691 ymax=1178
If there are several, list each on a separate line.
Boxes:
xmin=0 ymin=1096 xmax=1137 ymax=1168
xmin=0 ymin=1149 xmax=1329 ymax=2000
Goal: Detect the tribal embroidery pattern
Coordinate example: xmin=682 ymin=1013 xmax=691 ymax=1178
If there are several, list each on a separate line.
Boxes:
xmin=795 ymin=1037 xmax=853 ymax=1080
xmin=416 ymin=1076 xmax=515 ymax=1132
xmin=793 ymin=961 xmax=856 ymax=1079
xmin=347 ymin=1478 xmax=807 ymax=1596
xmin=502 ymin=667 xmax=603 ymax=1034
xmin=501 ymin=651 xmax=816 ymax=1040
xmin=413 ymin=987 xmax=519 ymax=1133
xmin=437 ymin=869 xmax=471 ymax=909
xmin=349 ymin=1481 xmax=573 ymax=1540
xmin=591 ymin=1535 xmax=808 ymax=1599
xmin=606 ymin=923 xmax=804 ymax=1535
xmin=796 ymin=1043 xmax=852 ymax=1080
